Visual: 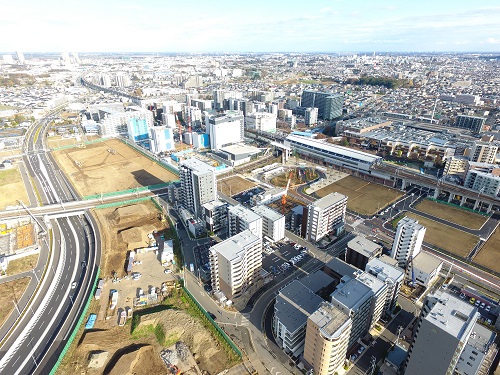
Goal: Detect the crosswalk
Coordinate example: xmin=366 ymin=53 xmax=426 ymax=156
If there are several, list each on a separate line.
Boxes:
xmin=239 ymin=313 xmax=250 ymax=326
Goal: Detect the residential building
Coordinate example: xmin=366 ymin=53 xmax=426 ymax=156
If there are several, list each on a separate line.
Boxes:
xmin=192 ymin=132 xmax=210 ymax=149
xmin=407 ymin=251 xmax=443 ymax=288
xmin=273 ymin=280 xmax=323 ymax=357
xmin=245 ymin=112 xmax=277 ymax=132
xmin=330 ymin=277 xmax=373 ymax=346
xmin=206 ymin=111 xmax=244 ymax=150
xmin=15 ymin=51 xmax=25 ymax=65
xmin=209 ymin=230 xmax=262 ymax=300
xmin=345 ymin=235 xmax=383 ymax=270
xmin=300 ymin=90 xmax=344 ymax=120
xmin=390 ymin=217 xmax=426 ymax=268
xmin=464 ymin=169 xmax=500 ymax=197
xmin=251 ymin=205 xmax=285 ymax=242
xmin=454 ymin=115 xmax=487 ymax=133
xmin=405 ymin=292 xmax=480 ymax=375
xmin=115 ymin=72 xmax=131 ymax=87
xmin=469 ymin=141 xmax=498 ymax=163
xmin=304 ymin=107 xmax=318 ymax=126
xmin=303 ymin=302 xmax=352 ymax=375
xmin=454 ymin=322 xmax=496 ymax=375
xmin=365 ymin=258 xmax=405 ymax=314
xmin=150 ymin=126 xmax=175 ymax=153
xmin=90 ymin=105 xmax=154 ymax=138
xmin=179 ymin=158 xmax=217 ymax=218
xmin=127 ymin=117 xmax=149 ymax=144
xmin=356 ymin=271 xmax=388 ymax=330
xmin=305 ymin=192 xmax=347 ymax=242
xmin=444 ymin=156 xmax=469 ymax=177
xmin=284 ymin=134 xmax=382 ymax=173
xmin=228 ymin=205 xmax=263 ymax=238
xmin=203 ymin=201 xmax=228 ymax=234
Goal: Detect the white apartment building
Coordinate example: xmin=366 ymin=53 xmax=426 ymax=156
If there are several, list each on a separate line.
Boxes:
xmin=365 ymin=258 xmax=405 ymax=314
xmin=209 ymin=230 xmax=262 ymax=300
xmin=390 ymin=216 xmax=426 ymax=268
xmin=356 ymin=272 xmax=388 ymax=329
xmin=179 ymin=158 xmax=217 ymax=218
xmin=304 ymin=107 xmax=318 ymax=126
xmin=305 ymin=192 xmax=347 ymax=242
xmin=407 ymin=251 xmax=443 ymax=288
xmin=469 ymin=141 xmax=498 ymax=164
xmin=251 ymin=205 xmax=285 ymax=242
xmin=464 ymin=169 xmax=500 ymax=197
xmin=244 ymin=112 xmax=277 ymax=132
xmin=150 ymin=126 xmax=175 ymax=153
xmin=91 ymin=105 xmax=154 ymax=138
xmin=303 ymin=302 xmax=352 ymax=375
xmin=206 ymin=110 xmax=244 ymax=150
xmin=228 ymin=205 xmax=262 ymax=238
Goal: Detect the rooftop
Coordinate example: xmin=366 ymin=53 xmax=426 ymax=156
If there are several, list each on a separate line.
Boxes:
xmin=325 ymin=258 xmax=358 ymax=279
xmin=365 ymin=258 xmax=405 ymax=282
xmin=180 ymin=157 xmax=215 ymax=174
xmin=348 ymin=236 xmax=382 ymax=258
xmin=252 ymin=205 xmax=284 ymax=222
xmin=311 ymin=191 xmax=347 ymax=210
xmin=331 ymin=278 xmax=373 ymax=311
xmin=356 ymin=271 xmax=387 ymax=296
xmin=228 ymin=205 xmax=262 ymax=223
xmin=210 ymin=229 xmax=260 ymax=261
xmin=412 ymin=252 xmax=443 ymax=274
xmin=309 ymin=301 xmax=351 ymax=340
xmin=219 ymin=143 xmax=261 ymax=156
xmin=274 ymin=280 xmax=324 ymax=334
xmin=300 ymin=270 xmax=335 ymax=294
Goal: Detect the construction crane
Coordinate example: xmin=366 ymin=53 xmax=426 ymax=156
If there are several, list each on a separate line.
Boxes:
xmin=281 ymin=170 xmax=294 ymax=214
xmin=409 ymin=255 xmax=416 ymax=288
xmin=175 ymin=113 xmax=182 ymax=145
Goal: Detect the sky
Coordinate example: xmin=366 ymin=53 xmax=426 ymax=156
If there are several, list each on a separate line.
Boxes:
xmin=1 ymin=0 xmax=499 ymax=53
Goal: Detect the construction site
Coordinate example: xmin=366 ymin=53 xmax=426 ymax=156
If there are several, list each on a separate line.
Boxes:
xmin=0 ymin=218 xmax=37 ymax=257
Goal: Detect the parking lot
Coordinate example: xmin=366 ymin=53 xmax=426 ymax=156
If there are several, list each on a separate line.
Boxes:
xmin=262 ymin=242 xmax=311 ymax=276
xmin=445 ymin=284 xmax=498 ymax=326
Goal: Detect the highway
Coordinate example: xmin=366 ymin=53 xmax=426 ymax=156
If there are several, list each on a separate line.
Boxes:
xmin=0 ymin=109 xmax=101 ymax=374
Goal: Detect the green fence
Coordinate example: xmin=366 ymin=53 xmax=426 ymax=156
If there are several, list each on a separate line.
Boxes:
xmin=83 ymin=181 xmax=178 ymax=200
xmin=94 ymin=197 xmax=152 ymax=209
xmin=49 ymin=268 xmax=100 ymax=375
xmin=427 ymin=197 xmax=490 ymax=217
xmin=182 ymin=287 xmax=242 ymax=358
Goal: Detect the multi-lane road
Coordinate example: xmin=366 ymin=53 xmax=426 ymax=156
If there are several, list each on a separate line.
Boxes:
xmin=0 ymin=111 xmax=101 ymax=374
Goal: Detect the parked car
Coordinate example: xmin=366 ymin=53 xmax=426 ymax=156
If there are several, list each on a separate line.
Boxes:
xmin=480 ymin=302 xmax=486 ymax=309
xmin=358 ymin=346 xmax=365 ymax=354
xmin=470 ymin=298 xmax=475 ymax=305
xmin=485 ymin=305 xmax=491 ymax=312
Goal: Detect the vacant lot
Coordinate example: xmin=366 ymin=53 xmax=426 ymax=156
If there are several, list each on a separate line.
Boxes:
xmin=5 ymin=254 xmax=39 ymax=276
xmin=270 ymin=167 xmax=318 ymax=187
xmin=473 ymin=229 xmax=500 ymax=274
xmin=405 ymin=213 xmax=479 ymax=258
xmin=217 ymin=175 xmax=256 ymax=196
xmin=415 ymin=200 xmax=488 ymax=230
xmin=316 ymin=175 xmax=403 ymax=216
xmin=52 ymin=139 xmax=178 ymax=197
xmin=0 ymin=277 xmax=31 ymax=327
xmin=0 ymin=167 xmax=29 ymax=210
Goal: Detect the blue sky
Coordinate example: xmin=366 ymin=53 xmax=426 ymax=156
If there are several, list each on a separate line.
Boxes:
xmin=1 ymin=0 xmax=499 ymax=53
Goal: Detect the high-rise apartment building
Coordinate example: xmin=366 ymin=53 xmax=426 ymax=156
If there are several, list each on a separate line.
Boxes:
xmin=305 ymin=192 xmax=347 ymax=242
xmin=300 ymin=90 xmax=344 ymax=120
xmin=228 ymin=205 xmax=262 ymax=238
xmin=206 ymin=111 xmax=244 ymax=150
xmin=203 ymin=201 xmax=228 ymax=234
xmin=304 ymin=107 xmax=318 ymax=126
xmin=454 ymin=115 xmax=486 ymax=133
xmin=345 ymin=235 xmax=383 ymax=270
xmin=405 ymin=292 xmax=479 ymax=375
xmin=464 ymin=169 xmax=500 ymax=197
xmin=365 ymin=258 xmax=404 ymax=315
xmin=251 ymin=205 xmax=285 ymax=242
xmin=209 ymin=230 xmax=262 ymax=299
xmin=390 ymin=217 xmax=426 ymax=268
xmin=115 ymin=72 xmax=131 ymax=87
xmin=127 ymin=117 xmax=149 ymax=142
xmin=179 ymin=158 xmax=217 ymax=218
xmin=150 ymin=126 xmax=175 ymax=153
xmin=469 ymin=141 xmax=498 ymax=164
xmin=15 ymin=51 xmax=25 ymax=65
xmin=244 ymin=112 xmax=277 ymax=132
xmin=303 ymin=302 xmax=352 ymax=375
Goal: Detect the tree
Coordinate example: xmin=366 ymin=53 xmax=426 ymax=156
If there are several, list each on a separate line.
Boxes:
xmin=316 ymin=133 xmax=327 ymax=139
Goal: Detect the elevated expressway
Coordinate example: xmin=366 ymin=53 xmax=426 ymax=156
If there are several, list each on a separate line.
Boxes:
xmin=0 ymin=111 xmax=101 ymax=374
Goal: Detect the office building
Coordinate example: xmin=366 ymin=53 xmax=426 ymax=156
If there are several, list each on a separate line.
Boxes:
xmin=150 ymin=126 xmax=175 ymax=153
xmin=206 ymin=111 xmax=244 ymax=151
xmin=405 ymin=292 xmax=480 ymax=375
xmin=209 ymin=230 xmax=262 ymax=300
xmin=330 ymin=277 xmax=373 ymax=346
xmin=203 ymin=201 xmax=228 ymax=234
xmin=454 ymin=115 xmax=487 ymax=133
xmin=252 ymin=205 xmax=285 ymax=242
xmin=407 ymin=251 xmax=443 ymax=288
xmin=244 ymin=112 xmax=277 ymax=132
xmin=469 ymin=141 xmax=498 ymax=164
xmin=464 ymin=169 xmax=500 ymax=197
xmin=390 ymin=217 xmax=426 ymax=268
xmin=300 ymin=90 xmax=344 ymax=120
xmin=304 ymin=107 xmax=318 ymax=126
xmin=303 ymin=302 xmax=352 ymax=375
xmin=179 ymin=158 xmax=217 ymax=218
xmin=305 ymin=192 xmax=347 ymax=242
xmin=228 ymin=205 xmax=262 ymax=238
xmin=345 ymin=235 xmax=383 ymax=270
xmin=273 ymin=280 xmax=323 ymax=357
xmin=365 ymin=258 xmax=405 ymax=314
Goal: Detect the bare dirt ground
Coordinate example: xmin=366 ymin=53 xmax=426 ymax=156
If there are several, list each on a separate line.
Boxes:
xmin=217 ymin=175 xmax=257 ymax=196
xmin=92 ymin=201 xmax=168 ymax=279
xmin=473 ymin=229 xmax=500 ymax=274
xmin=5 ymin=254 xmax=39 ymax=276
xmin=316 ymin=175 xmax=402 ymax=216
xmin=52 ymin=139 xmax=178 ymax=197
xmin=0 ymin=277 xmax=30 ymax=327
xmin=0 ymin=167 xmax=29 ymax=210
xmin=414 ymin=199 xmax=488 ymax=230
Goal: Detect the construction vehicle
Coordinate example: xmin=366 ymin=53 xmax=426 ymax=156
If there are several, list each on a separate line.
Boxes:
xmin=281 ymin=170 xmax=294 ymax=215
xmin=408 ymin=256 xmax=416 ymax=288
xmin=118 ymin=310 xmax=126 ymax=326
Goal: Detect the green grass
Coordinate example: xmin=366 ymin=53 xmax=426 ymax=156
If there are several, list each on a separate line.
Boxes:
xmin=130 ymin=324 xmax=155 ymax=340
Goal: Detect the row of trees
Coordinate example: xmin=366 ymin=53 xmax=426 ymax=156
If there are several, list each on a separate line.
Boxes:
xmin=345 ymin=75 xmax=408 ymax=89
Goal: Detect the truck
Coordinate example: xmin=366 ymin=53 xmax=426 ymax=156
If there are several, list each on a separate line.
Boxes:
xmin=85 ymin=314 xmax=97 ymax=329
xmin=109 ymin=289 xmax=118 ymax=310
xmin=118 ymin=310 xmax=127 ymax=326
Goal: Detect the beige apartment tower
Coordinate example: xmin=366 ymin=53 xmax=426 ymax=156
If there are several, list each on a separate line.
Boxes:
xmin=303 ymin=302 xmax=352 ymax=375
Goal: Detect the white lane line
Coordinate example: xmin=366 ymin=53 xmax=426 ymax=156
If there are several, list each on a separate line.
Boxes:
xmin=37 ymin=154 xmax=60 ymax=203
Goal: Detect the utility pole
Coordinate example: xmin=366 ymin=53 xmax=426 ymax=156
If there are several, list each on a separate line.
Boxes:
xmin=395 ymin=325 xmax=403 ymax=346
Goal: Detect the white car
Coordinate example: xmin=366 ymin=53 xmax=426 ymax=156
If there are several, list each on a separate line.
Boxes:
xmin=164 ymin=269 xmax=172 ymax=274
xmin=71 ymin=281 xmax=77 ymax=289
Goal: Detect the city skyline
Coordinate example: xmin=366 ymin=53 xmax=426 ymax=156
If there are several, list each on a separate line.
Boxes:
xmin=1 ymin=0 xmax=499 ymax=53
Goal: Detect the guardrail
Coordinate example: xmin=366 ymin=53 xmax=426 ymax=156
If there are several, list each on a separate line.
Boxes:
xmin=83 ymin=181 xmax=177 ymax=201
xmin=49 ymin=268 xmax=100 ymax=375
